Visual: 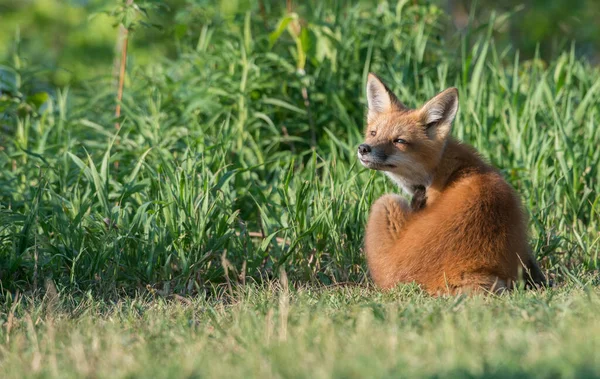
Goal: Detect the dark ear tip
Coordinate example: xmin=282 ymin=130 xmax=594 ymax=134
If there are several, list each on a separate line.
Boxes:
xmin=447 ymin=87 xmax=459 ymax=98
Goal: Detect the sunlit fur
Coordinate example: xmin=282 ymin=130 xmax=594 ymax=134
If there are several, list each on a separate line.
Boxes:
xmin=360 ymin=73 xmax=546 ymax=295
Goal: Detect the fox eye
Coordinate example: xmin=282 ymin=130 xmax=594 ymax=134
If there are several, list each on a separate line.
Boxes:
xmin=394 ymin=138 xmax=408 ymax=145
xmin=370 ymin=130 xmax=376 ymax=137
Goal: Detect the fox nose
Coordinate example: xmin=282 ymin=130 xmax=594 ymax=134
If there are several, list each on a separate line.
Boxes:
xmin=358 ymin=144 xmax=371 ymax=155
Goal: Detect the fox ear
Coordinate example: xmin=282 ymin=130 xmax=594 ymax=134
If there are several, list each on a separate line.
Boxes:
xmin=420 ymin=87 xmax=459 ymax=140
xmin=366 ymin=73 xmax=405 ymax=122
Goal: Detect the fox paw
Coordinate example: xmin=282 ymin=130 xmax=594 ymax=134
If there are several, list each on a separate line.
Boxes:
xmin=411 ymin=185 xmax=427 ymax=211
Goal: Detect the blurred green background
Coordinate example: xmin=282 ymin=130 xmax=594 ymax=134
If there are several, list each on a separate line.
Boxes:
xmin=1 ymin=0 xmax=600 ymax=87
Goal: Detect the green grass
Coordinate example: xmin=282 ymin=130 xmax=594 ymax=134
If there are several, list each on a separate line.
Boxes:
xmin=1 ymin=1 xmax=600 ymax=376
xmin=1 ymin=1 xmax=598 ymax=295
xmin=2 ymin=279 xmax=600 ymax=378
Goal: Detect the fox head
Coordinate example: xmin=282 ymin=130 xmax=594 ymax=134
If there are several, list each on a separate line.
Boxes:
xmin=358 ymin=73 xmax=459 ymax=194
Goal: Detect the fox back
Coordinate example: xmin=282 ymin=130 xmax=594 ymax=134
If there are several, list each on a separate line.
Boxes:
xmin=359 ymin=74 xmax=546 ymax=295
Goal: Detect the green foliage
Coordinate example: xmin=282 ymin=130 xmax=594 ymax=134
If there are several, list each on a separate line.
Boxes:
xmin=0 ymin=1 xmax=599 ymax=297
xmin=0 ymin=0 xmax=181 ymax=86
xmin=451 ymin=0 xmax=600 ymax=60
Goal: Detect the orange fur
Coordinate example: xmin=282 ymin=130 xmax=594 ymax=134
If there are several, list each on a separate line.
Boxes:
xmin=360 ymin=73 xmax=546 ymax=295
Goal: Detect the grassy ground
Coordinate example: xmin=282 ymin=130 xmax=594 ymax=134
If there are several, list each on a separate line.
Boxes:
xmin=2 ymin=278 xmax=600 ymax=378
xmin=1 ymin=1 xmax=600 ymax=376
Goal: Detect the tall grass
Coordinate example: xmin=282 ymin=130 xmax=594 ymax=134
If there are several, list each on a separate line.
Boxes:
xmin=1 ymin=1 xmax=599 ymax=297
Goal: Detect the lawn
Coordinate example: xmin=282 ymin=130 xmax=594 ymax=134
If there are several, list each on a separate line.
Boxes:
xmin=1 ymin=1 xmax=599 ymax=377
xmin=2 ymin=280 xmax=600 ymax=378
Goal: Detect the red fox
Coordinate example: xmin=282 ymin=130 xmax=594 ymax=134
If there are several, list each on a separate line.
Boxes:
xmin=359 ymin=73 xmax=546 ymax=295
